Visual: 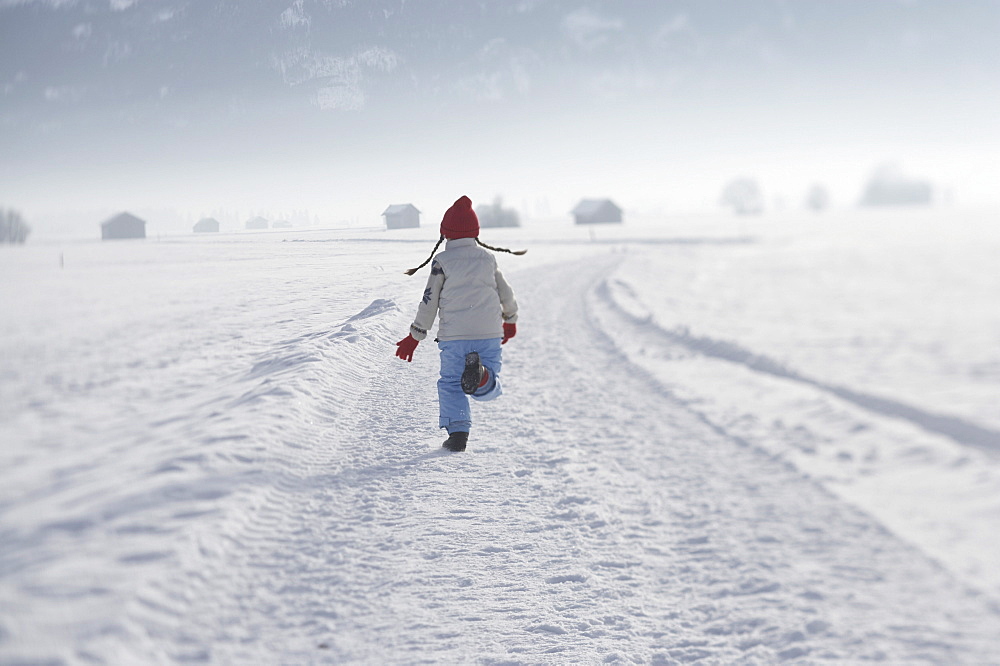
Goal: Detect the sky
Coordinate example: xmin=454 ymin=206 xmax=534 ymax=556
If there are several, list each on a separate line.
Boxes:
xmin=1 ymin=0 xmax=999 ymax=234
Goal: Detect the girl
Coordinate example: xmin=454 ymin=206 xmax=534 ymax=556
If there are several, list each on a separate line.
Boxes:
xmin=394 ymin=195 xmax=523 ymax=452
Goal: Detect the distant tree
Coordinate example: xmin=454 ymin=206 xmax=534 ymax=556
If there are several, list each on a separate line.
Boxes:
xmin=1 ymin=208 xmax=31 ymax=244
xmin=720 ymin=178 xmax=763 ymax=215
xmin=806 ymin=184 xmax=830 ymax=212
xmin=860 ymin=164 xmax=932 ymax=207
xmin=476 ymin=196 xmax=521 ymax=228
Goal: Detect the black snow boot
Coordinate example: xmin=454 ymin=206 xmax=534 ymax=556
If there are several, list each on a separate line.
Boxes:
xmin=461 ymin=351 xmax=484 ymax=395
xmin=442 ymin=431 xmax=469 ymax=452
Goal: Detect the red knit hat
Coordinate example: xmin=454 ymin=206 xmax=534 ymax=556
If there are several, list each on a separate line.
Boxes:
xmin=440 ymin=195 xmax=479 ymax=239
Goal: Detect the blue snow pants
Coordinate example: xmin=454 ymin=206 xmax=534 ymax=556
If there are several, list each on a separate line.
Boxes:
xmin=438 ymin=338 xmax=503 ymax=434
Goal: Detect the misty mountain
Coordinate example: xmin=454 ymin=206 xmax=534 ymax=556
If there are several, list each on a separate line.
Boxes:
xmin=5 ymin=1 xmax=996 ymax=128
xmin=2 ymin=1 xmax=998 ymax=223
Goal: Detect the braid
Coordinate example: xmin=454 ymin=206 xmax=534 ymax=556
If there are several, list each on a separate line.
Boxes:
xmin=475 ymin=238 xmax=527 ymax=256
xmin=406 ymin=236 xmax=527 ymax=275
xmin=404 ymin=235 xmax=444 ymax=275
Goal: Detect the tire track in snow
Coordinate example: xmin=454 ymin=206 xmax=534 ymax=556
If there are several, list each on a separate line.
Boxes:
xmin=593 ymin=266 xmax=1000 ymax=604
xmin=93 ymin=296 xmax=416 ymax=663
xmin=597 ymin=277 xmax=1000 ymax=454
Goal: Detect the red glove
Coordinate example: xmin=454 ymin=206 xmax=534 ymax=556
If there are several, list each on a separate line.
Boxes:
xmin=501 ymin=322 xmax=517 ymax=345
xmin=395 ymin=334 xmax=418 ymax=361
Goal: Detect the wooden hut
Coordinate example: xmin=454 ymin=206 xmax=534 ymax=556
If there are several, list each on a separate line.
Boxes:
xmin=245 ymin=216 xmax=269 ymax=230
xmin=193 ymin=217 xmax=220 ymax=233
xmin=382 ymin=204 xmax=421 ymax=230
xmin=101 ymin=212 xmax=146 ymax=240
xmin=571 ymin=199 xmax=622 ymax=225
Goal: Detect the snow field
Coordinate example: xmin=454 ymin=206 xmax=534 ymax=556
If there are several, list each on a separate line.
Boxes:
xmin=2 ymin=215 xmax=1000 ymax=663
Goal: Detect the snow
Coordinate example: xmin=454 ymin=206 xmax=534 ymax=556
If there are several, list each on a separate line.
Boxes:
xmin=2 ymin=210 xmax=1000 ymax=663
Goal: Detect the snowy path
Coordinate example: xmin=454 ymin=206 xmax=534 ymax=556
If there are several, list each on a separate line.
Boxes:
xmin=126 ymin=256 xmax=1000 ymax=661
xmin=4 ymin=242 xmax=1000 ymax=664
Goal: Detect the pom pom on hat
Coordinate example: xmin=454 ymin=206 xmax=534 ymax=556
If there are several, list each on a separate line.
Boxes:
xmin=440 ymin=195 xmax=479 ymax=240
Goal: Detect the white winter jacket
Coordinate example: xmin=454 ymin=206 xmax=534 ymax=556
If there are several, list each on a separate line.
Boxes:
xmin=409 ymin=238 xmax=518 ymax=342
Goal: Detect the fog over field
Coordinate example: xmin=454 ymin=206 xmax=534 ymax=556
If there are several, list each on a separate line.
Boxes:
xmin=1 ymin=0 xmax=998 ymax=233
